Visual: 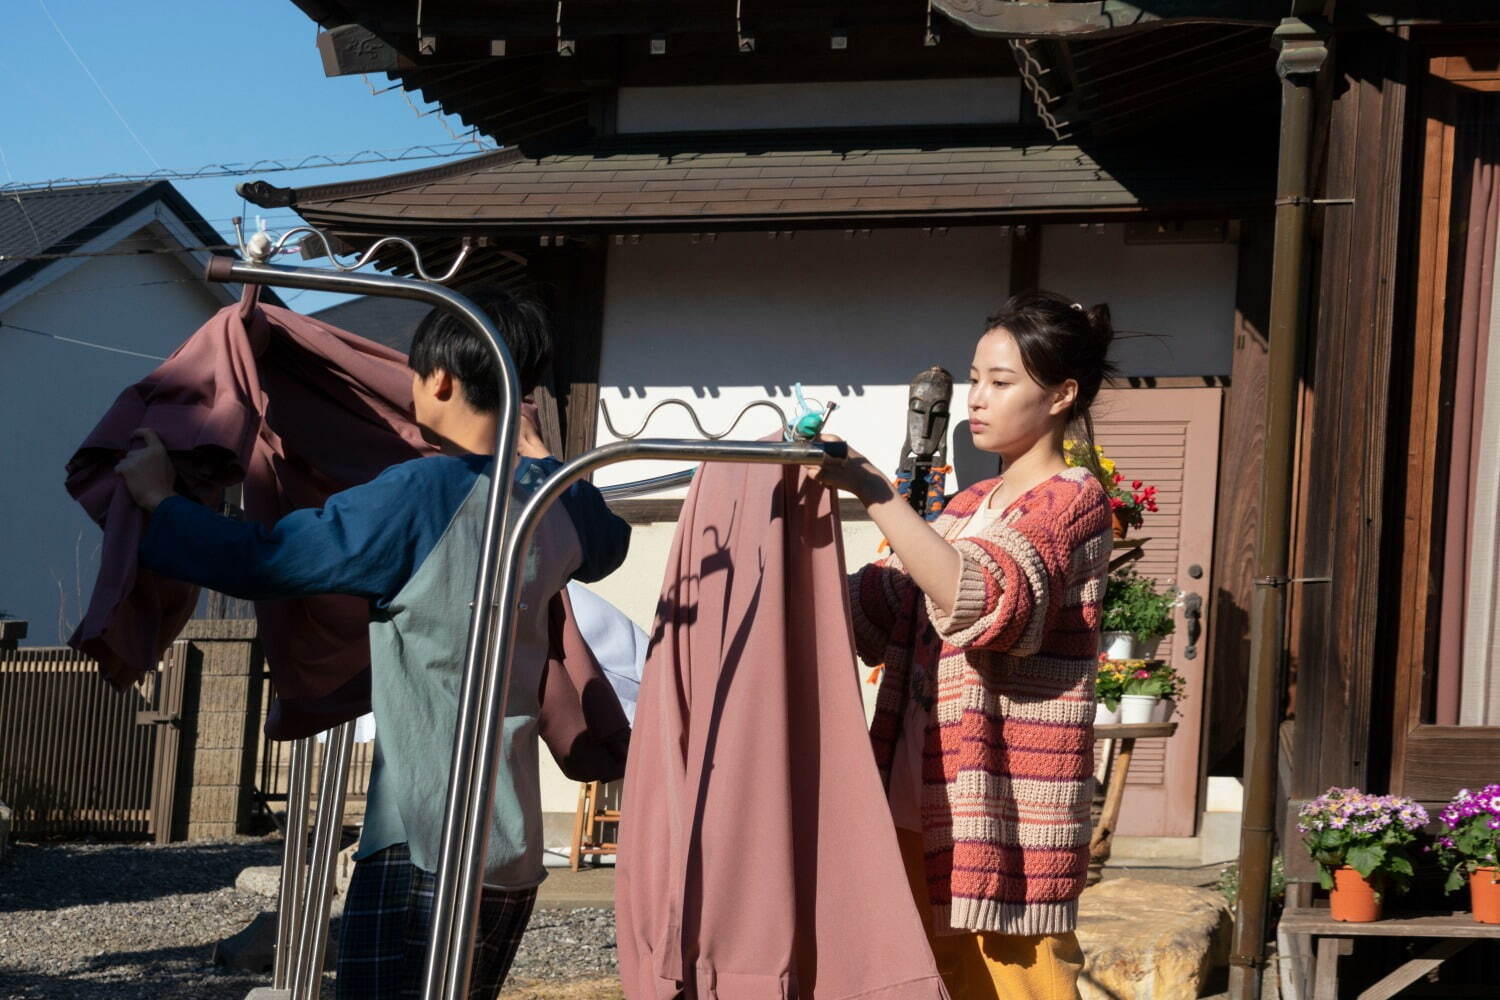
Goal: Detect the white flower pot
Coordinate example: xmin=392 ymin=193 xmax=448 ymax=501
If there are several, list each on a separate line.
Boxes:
xmin=1151 ymin=697 xmax=1176 ymax=723
xmin=1120 ymin=694 xmax=1159 ymax=725
xmin=1094 ymin=702 xmax=1122 ymax=725
xmin=1100 ymin=631 xmax=1138 ymax=660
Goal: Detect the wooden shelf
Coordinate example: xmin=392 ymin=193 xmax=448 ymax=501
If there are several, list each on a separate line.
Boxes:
xmin=1280 ymin=907 xmax=1500 ymax=939
xmin=1109 ymin=537 xmax=1150 ymax=571
xmin=1094 ymin=722 xmax=1177 ymax=740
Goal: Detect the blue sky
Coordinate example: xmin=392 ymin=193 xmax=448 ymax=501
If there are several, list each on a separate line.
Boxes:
xmin=0 ymin=1 xmax=489 ymax=311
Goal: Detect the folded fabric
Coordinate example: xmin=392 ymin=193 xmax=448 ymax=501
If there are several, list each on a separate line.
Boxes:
xmin=615 ymin=458 xmax=948 ymax=1000
xmin=540 ymin=586 xmax=632 ymax=783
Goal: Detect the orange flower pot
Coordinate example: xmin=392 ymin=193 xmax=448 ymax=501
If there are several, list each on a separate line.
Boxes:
xmin=1471 ymin=867 xmax=1500 ymax=924
xmin=1330 ymin=866 xmax=1383 ymax=922
xmin=1111 ymin=511 xmax=1129 ymax=539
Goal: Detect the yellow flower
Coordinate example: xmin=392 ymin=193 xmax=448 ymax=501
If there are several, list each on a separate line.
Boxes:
xmin=1100 ymin=457 xmax=1117 ymax=476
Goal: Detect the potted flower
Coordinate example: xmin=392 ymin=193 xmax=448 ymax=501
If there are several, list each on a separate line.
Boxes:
xmin=1434 ymin=785 xmax=1500 ymax=924
xmin=1100 ymin=570 xmax=1177 ymax=660
xmin=1064 ymin=440 xmax=1159 ymax=538
xmin=1154 ymin=664 xmax=1186 ymax=722
xmin=1119 ymin=661 xmax=1173 ymax=724
xmin=1095 ymin=656 xmax=1126 ymax=725
xmin=1297 ymin=788 xmax=1429 ymax=922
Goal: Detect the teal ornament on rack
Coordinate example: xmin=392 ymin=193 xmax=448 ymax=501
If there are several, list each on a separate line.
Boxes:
xmin=789 ymin=383 xmax=833 ymax=439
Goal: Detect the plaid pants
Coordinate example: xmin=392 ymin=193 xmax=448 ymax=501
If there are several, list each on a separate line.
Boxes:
xmin=336 ymin=843 xmax=537 ymax=1000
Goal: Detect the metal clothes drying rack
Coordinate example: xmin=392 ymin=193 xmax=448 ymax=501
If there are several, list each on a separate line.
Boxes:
xmin=209 ymin=226 xmax=844 ymax=1000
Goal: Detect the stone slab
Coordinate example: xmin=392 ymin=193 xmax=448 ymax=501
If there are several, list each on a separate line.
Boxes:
xmin=1076 ymin=877 xmax=1232 ymax=1000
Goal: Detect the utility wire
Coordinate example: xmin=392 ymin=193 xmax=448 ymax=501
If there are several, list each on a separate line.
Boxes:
xmin=1 ymin=318 xmax=168 ymax=361
xmin=37 ymin=0 xmax=162 ymax=169
xmin=0 ymin=140 xmax=499 ymax=193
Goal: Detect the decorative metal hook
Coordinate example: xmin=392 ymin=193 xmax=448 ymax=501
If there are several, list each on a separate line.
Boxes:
xmin=270 ymin=226 xmax=474 ymax=283
xmin=599 ymin=398 xmax=793 ymax=442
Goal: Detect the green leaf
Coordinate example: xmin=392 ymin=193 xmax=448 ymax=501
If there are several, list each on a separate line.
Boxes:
xmin=1445 ymin=868 xmax=1467 ymax=893
xmin=1387 ymin=855 xmax=1414 ymax=878
xmin=1345 ymin=844 xmax=1385 ymax=878
xmin=1317 ymin=866 xmax=1334 ymax=891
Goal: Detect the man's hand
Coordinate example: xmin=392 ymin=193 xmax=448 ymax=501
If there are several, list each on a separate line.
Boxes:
xmin=517 ymin=402 xmax=553 ymax=460
xmin=114 ymin=429 xmax=177 ymax=512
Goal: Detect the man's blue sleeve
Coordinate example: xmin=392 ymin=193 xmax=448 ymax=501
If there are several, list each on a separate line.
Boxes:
xmin=528 ymin=457 xmax=631 ymax=583
xmin=140 ymin=457 xmax=478 ymax=603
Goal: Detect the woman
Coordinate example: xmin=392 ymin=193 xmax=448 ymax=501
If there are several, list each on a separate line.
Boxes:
xmin=814 ymin=290 xmax=1116 ymax=1000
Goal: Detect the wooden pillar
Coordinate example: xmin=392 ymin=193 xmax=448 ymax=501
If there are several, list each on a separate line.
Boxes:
xmin=532 ymin=241 xmax=607 ymax=461
xmin=1289 ymin=30 xmax=1409 ymax=799
xmin=1009 ymin=222 xmax=1042 ymax=295
xmin=1205 ymin=219 xmax=1273 ymax=777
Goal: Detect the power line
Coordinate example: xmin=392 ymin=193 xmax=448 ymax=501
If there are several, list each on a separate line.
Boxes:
xmin=1 ymin=318 xmax=167 ymax=361
xmin=37 ymin=0 xmax=162 ymax=169
xmin=0 ymin=140 xmax=499 ymax=193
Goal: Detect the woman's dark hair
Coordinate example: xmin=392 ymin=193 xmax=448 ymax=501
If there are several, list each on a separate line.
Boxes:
xmin=409 ymin=284 xmax=552 ymax=410
xmin=983 ymin=289 xmax=1118 ymax=441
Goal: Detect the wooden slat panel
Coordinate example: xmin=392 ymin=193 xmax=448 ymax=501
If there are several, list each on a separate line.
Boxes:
xmin=0 ymin=647 xmax=158 ymax=836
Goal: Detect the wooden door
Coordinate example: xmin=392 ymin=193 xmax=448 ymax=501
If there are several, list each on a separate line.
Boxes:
xmin=1094 ymin=386 xmax=1223 ymax=837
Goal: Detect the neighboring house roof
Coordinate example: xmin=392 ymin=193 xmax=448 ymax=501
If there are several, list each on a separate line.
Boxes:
xmin=0 ymin=180 xmax=284 ymax=307
xmin=245 ymin=126 xmax=1273 ymax=240
xmin=312 ymin=294 xmax=429 ymax=354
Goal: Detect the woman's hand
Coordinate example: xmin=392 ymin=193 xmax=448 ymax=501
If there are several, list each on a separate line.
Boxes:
xmin=808 ymin=435 xmax=891 ymax=504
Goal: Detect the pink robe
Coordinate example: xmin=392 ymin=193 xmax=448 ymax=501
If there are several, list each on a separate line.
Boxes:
xmin=66 ymin=302 xmax=435 ymax=738
xmin=615 ymin=460 xmax=948 ymax=1000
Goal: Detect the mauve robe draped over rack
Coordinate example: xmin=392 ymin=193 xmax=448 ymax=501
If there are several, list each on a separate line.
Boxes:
xmin=66 ymin=302 xmax=435 ymax=738
xmin=615 ymin=459 xmax=948 ymax=1000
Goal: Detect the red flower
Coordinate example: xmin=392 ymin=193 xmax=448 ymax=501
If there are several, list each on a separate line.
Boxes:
xmin=1113 ymin=472 xmax=1124 ymax=484
xmin=1110 ymin=496 xmax=1126 ymax=510
xmin=1134 ymin=669 xmax=1152 ymax=679
xmin=1132 ymin=480 xmax=1142 ymax=490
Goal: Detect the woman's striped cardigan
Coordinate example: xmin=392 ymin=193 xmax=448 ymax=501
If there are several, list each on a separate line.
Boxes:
xmin=849 ymin=466 xmax=1112 ymax=936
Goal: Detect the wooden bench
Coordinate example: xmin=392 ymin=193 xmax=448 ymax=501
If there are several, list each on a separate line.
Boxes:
xmin=1277 ymin=907 xmax=1500 ymax=1000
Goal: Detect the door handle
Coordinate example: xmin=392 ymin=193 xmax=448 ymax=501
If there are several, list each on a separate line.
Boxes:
xmin=1182 ymin=591 xmax=1203 ymax=660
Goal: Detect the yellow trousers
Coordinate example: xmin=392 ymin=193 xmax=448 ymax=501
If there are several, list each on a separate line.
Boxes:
xmin=897 ymin=829 xmax=1084 ymax=1000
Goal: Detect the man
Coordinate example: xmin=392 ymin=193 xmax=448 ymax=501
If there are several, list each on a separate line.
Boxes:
xmin=115 ymin=287 xmax=629 ymax=997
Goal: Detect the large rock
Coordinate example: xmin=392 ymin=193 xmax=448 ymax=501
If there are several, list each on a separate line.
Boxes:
xmin=236 ymin=842 xmax=358 ymax=899
xmin=237 ymin=865 xmax=282 ymax=898
xmin=1076 ymin=878 xmax=1232 ymax=1000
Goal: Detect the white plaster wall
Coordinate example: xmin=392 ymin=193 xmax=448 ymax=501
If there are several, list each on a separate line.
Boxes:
xmin=0 ymin=237 xmax=223 ymax=642
xmin=616 ymin=78 xmax=1022 ymax=133
xmin=594 ymin=227 xmax=1017 ymax=494
xmin=1038 ymin=223 xmax=1239 ymax=377
xmin=543 ymin=222 xmax=1239 ymax=824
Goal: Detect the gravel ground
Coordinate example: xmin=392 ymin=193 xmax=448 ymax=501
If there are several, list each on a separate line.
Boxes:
xmin=0 ymin=839 xmax=621 ymax=1000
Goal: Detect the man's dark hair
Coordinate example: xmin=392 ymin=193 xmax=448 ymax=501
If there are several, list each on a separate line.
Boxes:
xmin=409 ymin=285 xmax=552 ymax=410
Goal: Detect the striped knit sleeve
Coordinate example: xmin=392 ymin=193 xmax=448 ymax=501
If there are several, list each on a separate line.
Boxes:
xmin=924 ymin=525 xmax=1051 ymax=656
xmin=848 ymin=561 xmax=905 ymax=666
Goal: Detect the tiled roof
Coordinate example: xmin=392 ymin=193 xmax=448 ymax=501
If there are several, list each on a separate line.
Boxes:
xmin=0 ymin=182 xmax=155 ymax=286
xmin=255 ymin=127 xmax=1272 ymax=234
xmin=0 ymin=180 xmax=282 ymax=304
